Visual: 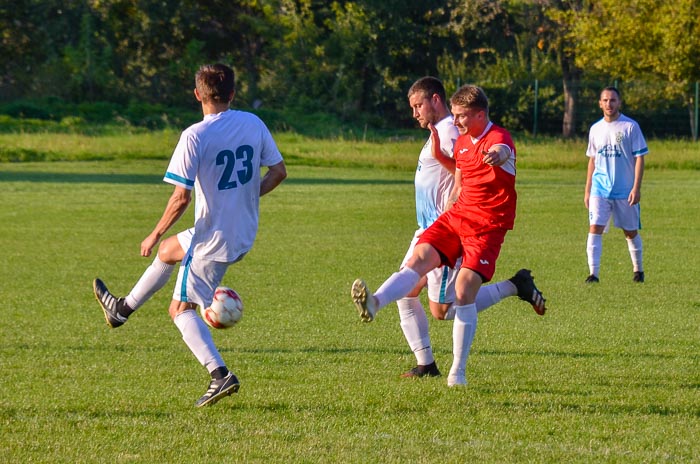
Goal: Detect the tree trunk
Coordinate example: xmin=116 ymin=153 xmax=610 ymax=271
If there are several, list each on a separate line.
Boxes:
xmin=561 ymin=53 xmax=581 ymax=138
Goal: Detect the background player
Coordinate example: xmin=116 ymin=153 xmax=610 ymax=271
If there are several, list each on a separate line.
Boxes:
xmin=584 ymin=86 xmax=647 ymax=283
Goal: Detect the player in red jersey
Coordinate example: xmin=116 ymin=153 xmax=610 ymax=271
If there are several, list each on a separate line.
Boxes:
xmin=352 ymin=84 xmax=545 ymax=387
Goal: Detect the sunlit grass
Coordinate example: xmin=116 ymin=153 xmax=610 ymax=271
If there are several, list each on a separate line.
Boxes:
xmin=0 ymin=159 xmax=698 ymax=463
xmin=1 ymin=130 xmax=697 ymax=170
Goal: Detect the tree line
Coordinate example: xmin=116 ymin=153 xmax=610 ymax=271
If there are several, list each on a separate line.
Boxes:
xmin=1 ymin=0 xmax=698 ymax=138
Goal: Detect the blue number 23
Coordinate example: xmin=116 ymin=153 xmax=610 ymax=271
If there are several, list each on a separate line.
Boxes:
xmin=216 ymin=145 xmax=254 ymax=190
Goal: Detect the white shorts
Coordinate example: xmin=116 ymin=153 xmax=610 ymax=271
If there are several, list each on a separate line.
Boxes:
xmin=401 ymin=229 xmax=458 ymax=304
xmin=589 ymin=196 xmax=641 ymax=231
xmin=172 ymin=228 xmax=245 ymax=308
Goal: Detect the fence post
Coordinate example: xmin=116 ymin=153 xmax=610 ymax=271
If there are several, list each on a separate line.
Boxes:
xmin=533 ymin=79 xmax=539 ymax=137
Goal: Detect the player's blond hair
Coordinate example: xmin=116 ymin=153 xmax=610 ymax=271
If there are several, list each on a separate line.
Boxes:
xmin=450 ymin=85 xmax=489 ymax=114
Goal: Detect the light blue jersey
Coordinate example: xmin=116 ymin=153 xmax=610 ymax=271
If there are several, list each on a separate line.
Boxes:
xmin=587 ymin=114 xmax=648 ymax=199
xmin=414 ymin=116 xmax=459 ymax=229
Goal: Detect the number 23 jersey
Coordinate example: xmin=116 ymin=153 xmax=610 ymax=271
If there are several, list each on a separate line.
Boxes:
xmin=164 ymin=109 xmax=283 ymax=262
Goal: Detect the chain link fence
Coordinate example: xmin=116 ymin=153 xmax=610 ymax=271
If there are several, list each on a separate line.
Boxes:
xmin=453 ymin=79 xmax=699 ymax=140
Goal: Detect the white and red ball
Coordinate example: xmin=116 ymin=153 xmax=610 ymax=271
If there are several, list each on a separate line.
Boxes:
xmin=201 ymin=286 xmax=243 ymax=329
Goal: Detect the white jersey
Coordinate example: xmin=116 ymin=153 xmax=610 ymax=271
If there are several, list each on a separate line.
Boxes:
xmin=587 ymin=113 xmax=648 ymax=200
xmin=414 ymin=116 xmax=459 ymax=229
xmin=164 ymin=109 xmax=283 ymax=262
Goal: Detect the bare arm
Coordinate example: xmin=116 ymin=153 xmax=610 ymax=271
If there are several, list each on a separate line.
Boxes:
xmin=428 ymin=123 xmax=456 ymax=174
xmin=141 ymin=186 xmax=191 ymax=257
xmin=260 ymin=161 xmax=287 ymax=197
xmin=628 ymin=155 xmax=644 ymax=205
xmin=481 ymin=144 xmax=511 ymax=167
xmin=584 ymin=157 xmax=595 ymax=209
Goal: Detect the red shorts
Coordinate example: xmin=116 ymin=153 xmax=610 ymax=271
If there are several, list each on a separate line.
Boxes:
xmin=417 ymin=211 xmax=507 ymax=282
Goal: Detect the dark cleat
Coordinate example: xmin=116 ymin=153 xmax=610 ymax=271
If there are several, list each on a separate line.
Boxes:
xmin=93 ymin=278 xmax=129 ymax=328
xmin=400 ymin=361 xmax=441 ymax=378
xmin=509 ymin=269 xmax=547 ymax=315
xmin=195 ymin=372 xmax=240 ymax=408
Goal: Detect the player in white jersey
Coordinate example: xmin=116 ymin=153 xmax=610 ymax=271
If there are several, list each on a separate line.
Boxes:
xmin=584 ymin=86 xmax=647 ymax=283
xmin=93 ymin=63 xmax=287 ymax=407
xmin=377 ymin=77 xmax=546 ymax=379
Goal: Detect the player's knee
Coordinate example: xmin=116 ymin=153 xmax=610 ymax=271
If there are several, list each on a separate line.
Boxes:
xmin=158 ymin=237 xmax=184 ymax=265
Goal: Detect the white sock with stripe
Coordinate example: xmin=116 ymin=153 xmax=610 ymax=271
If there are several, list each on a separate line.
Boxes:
xmin=397 ymin=297 xmax=434 ymax=365
xmin=174 ymin=310 xmax=226 ymax=374
xmin=444 ymin=281 xmax=516 ymax=320
xmin=125 ymin=256 xmax=175 ymax=310
xmin=374 ymin=267 xmax=421 ymax=310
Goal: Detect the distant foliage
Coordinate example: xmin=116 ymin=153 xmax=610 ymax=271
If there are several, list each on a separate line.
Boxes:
xmin=0 ymin=0 xmax=697 ymax=137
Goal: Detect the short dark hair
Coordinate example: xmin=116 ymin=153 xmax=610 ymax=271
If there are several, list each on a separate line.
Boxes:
xmin=450 ymin=85 xmax=489 ymax=111
xmin=408 ymin=76 xmax=447 ymax=103
xmin=195 ymin=64 xmax=235 ymax=104
xmin=601 ymin=86 xmax=621 ymax=98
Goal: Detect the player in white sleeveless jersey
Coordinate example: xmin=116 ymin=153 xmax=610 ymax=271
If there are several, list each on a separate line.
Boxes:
xmin=93 ymin=63 xmax=286 ymax=407
xmin=374 ymin=77 xmax=547 ymax=379
xmin=584 ymin=86 xmax=647 ymax=283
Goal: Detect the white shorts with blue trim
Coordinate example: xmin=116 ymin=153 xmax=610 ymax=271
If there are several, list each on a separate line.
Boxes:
xmin=172 ymin=228 xmax=245 ymax=308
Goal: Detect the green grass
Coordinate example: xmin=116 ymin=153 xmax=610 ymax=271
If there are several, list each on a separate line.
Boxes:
xmin=0 ymin=154 xmax=699 ymax=462
xmin=1 ymin=130 xmax=698 ymax=170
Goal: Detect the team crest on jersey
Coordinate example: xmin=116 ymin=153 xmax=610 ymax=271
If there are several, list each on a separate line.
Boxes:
xmin=615 ymin=131 xmax=624 ymax=144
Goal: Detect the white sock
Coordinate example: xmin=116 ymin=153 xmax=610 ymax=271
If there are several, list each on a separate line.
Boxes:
xmin=449 ymin=303 xmax=478 ymax=379
xmin=475 ymin=280 xmax=516 ymax=313
xmin=587 ymin=233 xmax=603 ymax=277
xmin=374 ymin=267 xmax=421 ymax=310
xmin=173 ymin=310 xmax=225 ymax=374
xmin=397 ymin=297 xmax=434 ymax=365
xmin=627 ymin=235 xmax=643 ymax=272
xmin=125 ymin=256 xmax=175 ymax=310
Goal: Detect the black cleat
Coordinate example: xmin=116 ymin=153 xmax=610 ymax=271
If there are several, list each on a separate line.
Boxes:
xmin=400 ymin=361 xmax=441 ymax=378
xmin=585 ymin=275 xmax=600 ymax=284
xmin=633 ymin=271 xmax=645 ymax=283
xmin=509 ymin=269 xmax=547 ymax=315
xmin=93 ymin=278 xmax=128 ymax=328
xmin=195 ymin=372 xmax=240 ymax=407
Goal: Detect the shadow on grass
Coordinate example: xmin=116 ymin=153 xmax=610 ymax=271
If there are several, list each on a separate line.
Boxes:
xmin=0 ymin=170 xmax=411 ymax=186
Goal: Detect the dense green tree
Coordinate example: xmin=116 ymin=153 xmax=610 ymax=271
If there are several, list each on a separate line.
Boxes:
xmin=568 ymin=0 xmax=700 ymax=138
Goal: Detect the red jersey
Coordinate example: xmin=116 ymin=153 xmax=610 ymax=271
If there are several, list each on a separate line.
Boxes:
xmin=451 ymin=123 xmax=517 ymax=230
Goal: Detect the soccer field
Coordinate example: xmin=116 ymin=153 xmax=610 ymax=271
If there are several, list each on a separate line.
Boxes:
xmin=0 ymin=160 xmax=698 ymax=463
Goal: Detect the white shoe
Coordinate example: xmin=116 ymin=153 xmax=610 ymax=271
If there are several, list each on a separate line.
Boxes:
xmin=351 ymin=279 xmax=377 ymax=322
xmin=447 ymin=373 xmax=467 ymax=387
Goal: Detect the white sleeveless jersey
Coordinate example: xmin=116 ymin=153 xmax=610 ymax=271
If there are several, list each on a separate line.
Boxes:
xmin=164 ymin=109 xmax=283 ymax=262
xmin=414 ymin=116 xmax=459 ymax=229
xmin=587 ymin=114 xmax=648 ymax=199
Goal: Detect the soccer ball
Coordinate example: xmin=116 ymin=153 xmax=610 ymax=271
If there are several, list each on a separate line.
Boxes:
xmin=201 ymin=286 xmax=243 ymax=329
